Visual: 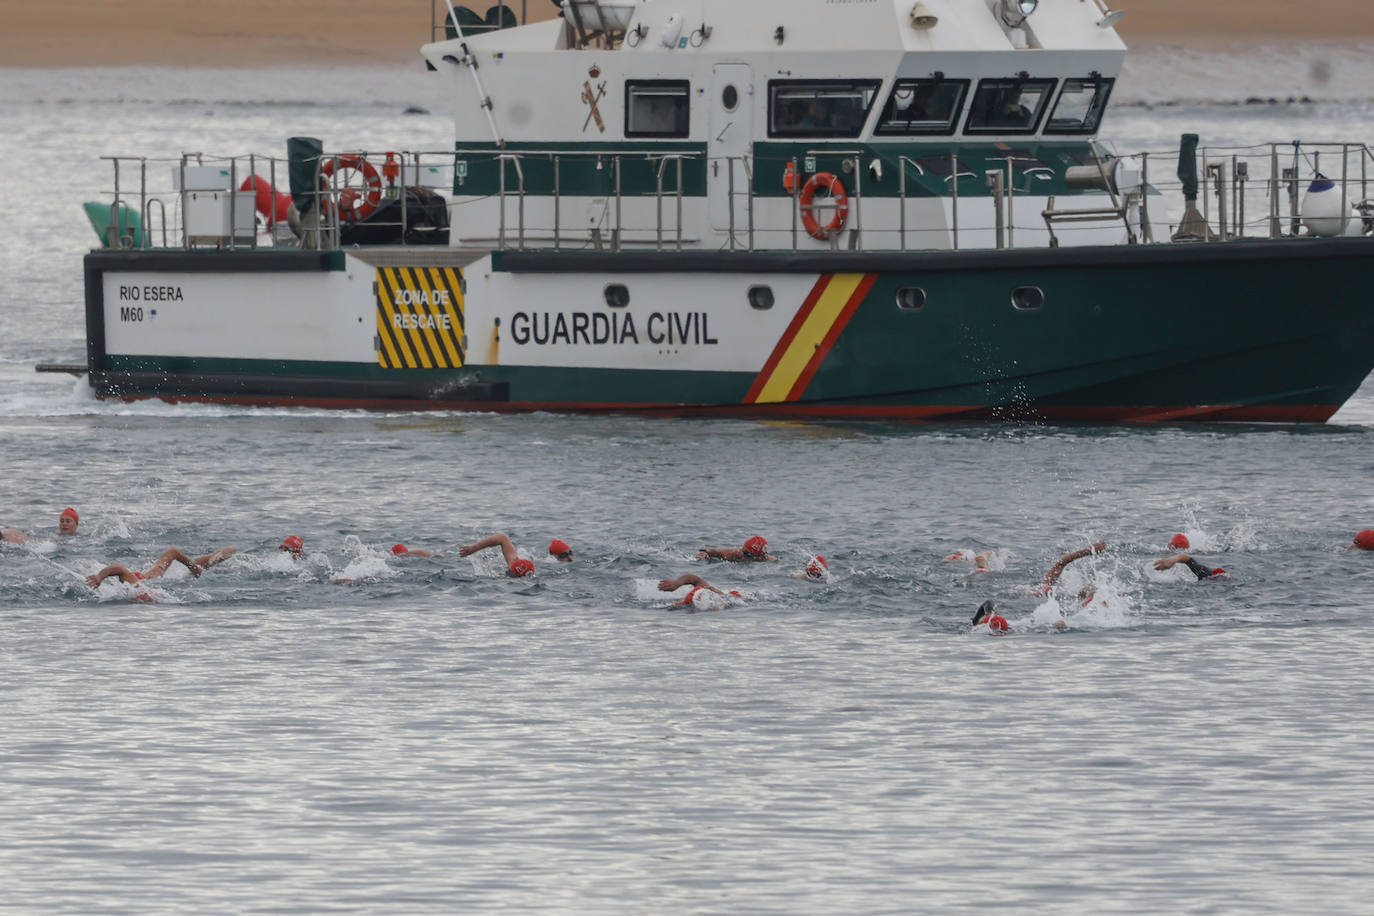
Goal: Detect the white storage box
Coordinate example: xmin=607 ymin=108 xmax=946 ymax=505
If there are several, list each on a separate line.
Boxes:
xmin=185 ymin=190 xmax=257 ymax=245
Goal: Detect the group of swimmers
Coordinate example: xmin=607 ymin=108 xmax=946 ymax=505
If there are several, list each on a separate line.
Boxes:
xmin=6 ymin=507 xmax=1374 ymax=623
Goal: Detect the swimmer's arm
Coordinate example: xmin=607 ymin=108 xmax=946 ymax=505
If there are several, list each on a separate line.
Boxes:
xmin=658 ymin=573 xmax=722 ymax=594
xmin=1041 ymin=541 xmax=1107 ymax=587
xmin=974 ymin=550 xmax=992 ymax=570
xmin=1181 ymin=557 xmax=1214 ymax=580
xmin=146 ymin=547 xmax=201 ymax=579
xmin=85 ymin=564 xmax=137 ymax=588
xmin=1153 ymin=553 xmax=1189 ymax=571
xmin=696 ymin=547 xmax=744 ymax=561
xmin=460 ymin=533 xmax=517 ymax=565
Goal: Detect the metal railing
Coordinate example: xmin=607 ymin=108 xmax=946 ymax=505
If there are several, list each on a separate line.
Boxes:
xmin=91 ymin=141 xmax=1374 ymax=256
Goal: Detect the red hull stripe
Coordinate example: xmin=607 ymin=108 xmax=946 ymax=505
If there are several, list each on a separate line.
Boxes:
xmin=743 ymin=274 xmax=831 ymax=403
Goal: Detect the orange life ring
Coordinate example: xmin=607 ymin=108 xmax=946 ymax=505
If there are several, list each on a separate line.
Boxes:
xmin=319 ymin=153 xmax=383 ymax=222
xmin=798 ymin=171 xmax=849 ymax=240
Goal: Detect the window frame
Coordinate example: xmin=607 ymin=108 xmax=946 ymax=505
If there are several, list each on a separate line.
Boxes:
xmin=873 ymin=78 xmax=970 ymax=137
xmin=767 ymin=79 xmax=883 ymax=139
xmin=624 ymin=79 xmax=691 ymax=139
xmin=962 ymin=78 xmax=1058 ymax=136
xmin=1043 ymin=77 xmax=1115 ymax=135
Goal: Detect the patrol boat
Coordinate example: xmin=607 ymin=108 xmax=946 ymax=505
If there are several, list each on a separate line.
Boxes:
xmin=79 ymin=0 xmax=1374 ymax=421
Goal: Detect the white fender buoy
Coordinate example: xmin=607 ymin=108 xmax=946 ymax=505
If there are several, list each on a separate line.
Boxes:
xmin=660 ymin=13 xmax=684 ymax=48
xmin=1301 ymin=174 xmax=1354 ymax=238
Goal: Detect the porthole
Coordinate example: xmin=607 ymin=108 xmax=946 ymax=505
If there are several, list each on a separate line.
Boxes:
xmin=895 ymin=286 xmax=926 ymax=311
xmin=747 ymin=285 xmax=774 ymax=310
xmin=722 ymin=85 xmax=739 ymax=112
xmin=604 ymin=284 xmax=630 ymax=308
xmin=1011 ymin=286 xmax=1044 ymax=310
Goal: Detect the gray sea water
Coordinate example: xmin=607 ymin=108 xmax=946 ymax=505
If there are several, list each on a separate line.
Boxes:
xmin=3 ymin=53 xmax=1374 ymax=913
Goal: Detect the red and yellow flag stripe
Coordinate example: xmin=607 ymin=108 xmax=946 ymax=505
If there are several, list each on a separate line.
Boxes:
xmin=744 ymin=273 xmax=876 ymax=404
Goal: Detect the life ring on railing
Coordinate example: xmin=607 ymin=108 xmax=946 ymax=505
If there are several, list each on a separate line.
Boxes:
xmin=799 ymin=171 xmax=849 ymax=240
xmin=319 ymin=153 xmax=383 ymax=222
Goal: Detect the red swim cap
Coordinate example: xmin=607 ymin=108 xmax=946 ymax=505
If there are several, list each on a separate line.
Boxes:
xmin=508 ymin=558 xmax=535 ymax=578
xmin=806 ymin=555 xmax=828 ymax=579
xmin=743 ymin=535 xmax=768 ymax=557
xmin=60 ymin=507 xmax=79 ymax=522
xmin=681 ymin=586 xmax=701 ymax=606
xmin=729 ymin=589 xmax=742 ymax=597
xmin=1210 ymin=567 xmax=1227 ymax=577
xmin=281 ymin=535 xmax=303 ymax=552
xmin=1354 ymin=529 xmax=1374 ymax=551
xmin=1169 ymin=533 xmax=1190 ymax=549
xmin=988 ymin=614 xmax=1009 ymax=632
xmin=391 ymin=544 xmax=408 ymax=555
xmin=549 ymin=538 xmax=571 ymax=556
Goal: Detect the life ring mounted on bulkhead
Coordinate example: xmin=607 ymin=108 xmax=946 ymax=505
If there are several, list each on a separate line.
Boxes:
xmin=319 ymin=153 xmax=384 ymax=222
xmin=798 ymin=171 xmax=849 ymax=241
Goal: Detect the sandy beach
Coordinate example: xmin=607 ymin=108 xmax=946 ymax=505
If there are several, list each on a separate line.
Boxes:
xmin=2 ymin=0 xmax=1372 ymax=68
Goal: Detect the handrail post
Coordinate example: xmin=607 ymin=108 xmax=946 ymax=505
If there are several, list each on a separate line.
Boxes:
xmin=655 ymin=155 xmax=664 ymax=251
xmin=138 ymin=158 xmax=148 ymax=249
xmin=951 ymin=152 xmax=959 ymax=251
xmin=1341 ymin=143 xmax=1350 ymax=233
xmin=850 ymin=155 xmax=861 ymax=250
xmin=745 ymin=155 xmax=754 ymax=252
xmin=898 ymin=156 xmax=907 ymax=251
xmin=517 ymin=154 xmax=526 ymax=249
xmin=554 ymin=155 xmax=561 ymax=250
xmin=986 ymin=169 xmax=1004 ymax=249
xmin=726 ymin=155 xmax=735 ymax=251
xmin=1138 ymin=152 xmax=1152 ymax=243
xmin=1269 ymin=144 xmax=1280 ymax=238
xmin=675 ymin=156 xmax=683 ymax=251
xmin=790 ymin=157 xmax=798 ymax=252
xmin=614 ymin=155 xmax=622 ymax=252
xmin=1005 ymin=159 xmax=1014 ymax=249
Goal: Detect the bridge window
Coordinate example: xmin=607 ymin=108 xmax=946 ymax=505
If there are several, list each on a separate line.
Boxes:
xmin=875 ymin=79 xmax=969 ymax=136
xmin=964 ymin=79 xmax=1056 ymax=135
xmin=768 ymin=80 xmax=881 ymax=138
xmin=1045 ymin=77 xmax=1114 ymax=134
xmin=625 ymin=80 xmax=690 ymax=138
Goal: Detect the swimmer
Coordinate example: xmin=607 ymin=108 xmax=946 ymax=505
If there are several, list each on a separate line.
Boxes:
xmin=1346 ymin=529 xmax=1374 ymax=551
xmin=658 ymin=573 xmax=741 ymax=609
xmin=947 ymin=549 xmax=999 ymax=574
xmin=280 ymin=535 xmax=305 ymax=558
xmin=971 ymin=599 xmax=1009 ymax=632
xmin=1153 ymin=552 xmax=1227 ymax=580
xmin=459 ymin=532 xmax=535 ymax=577
xmin=3 ymin=507 xmax=81 ymax=543
xmin=548 ymin=539 xmax=574 ymax=562
xmin=796 ymin=555 xmax=829 ymax=581
xmin=391 ymin=543 xmax=438 ymax=558
xmin=85 ymin=545 xmax=236 ymax=588
xmin=697 ymin=535 xmax=775 ymax=562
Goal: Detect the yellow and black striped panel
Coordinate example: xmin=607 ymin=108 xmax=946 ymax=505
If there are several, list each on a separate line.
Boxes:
xmin=375 ymin=267 xmax=466 ymax=369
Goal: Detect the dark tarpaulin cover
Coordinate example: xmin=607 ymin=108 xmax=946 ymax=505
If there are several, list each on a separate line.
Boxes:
xmin=288 ymin=136 xmax=324 ymax=214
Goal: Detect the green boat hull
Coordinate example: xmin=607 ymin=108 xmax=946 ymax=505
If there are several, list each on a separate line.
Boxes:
xmin=84 ymin=238 xmax=1374 ymax=422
